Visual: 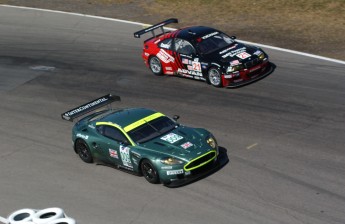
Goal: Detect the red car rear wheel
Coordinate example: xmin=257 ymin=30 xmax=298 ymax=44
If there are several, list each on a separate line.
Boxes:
xmin=149 ymin=56 xmax=163 ymax=76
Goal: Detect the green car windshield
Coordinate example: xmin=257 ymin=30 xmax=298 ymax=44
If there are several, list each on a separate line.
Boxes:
xmin=127 ymin=116 xmax=176 ymax=143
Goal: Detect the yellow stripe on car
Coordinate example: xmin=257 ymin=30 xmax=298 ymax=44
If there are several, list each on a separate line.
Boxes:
xmin=123 ymin=112 xmax=164 ymax=132
xmin=96 ymin=122 xmax=136 ymax=146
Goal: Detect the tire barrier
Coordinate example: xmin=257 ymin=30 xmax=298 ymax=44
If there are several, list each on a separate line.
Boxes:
xmin=0 ymin=208 xmax=76 ymax=224
xmin=7 ymin=208 xmax=36 ymax=224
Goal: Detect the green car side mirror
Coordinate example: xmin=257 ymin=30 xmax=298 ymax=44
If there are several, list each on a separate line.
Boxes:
xmin=173 ymin=115 xmax=180 ymax=121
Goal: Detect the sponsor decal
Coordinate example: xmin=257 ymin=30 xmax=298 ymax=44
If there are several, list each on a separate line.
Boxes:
xmin=233 ymin=71 xmax=240 ymax=77
xmin=145 ymin=23 xmax=165 ymax=32
xmin=157 ymin=49 xmax=175 ymax=64
xmin=254 ymin=50 xmax=262 ymax=56
xmin=167 ymin=169 xmax=184 ymax=175
xmin=224 ymin=74 xmax=233 ymax=79
xmin=119 ymin=145 xmax=132 ymax=168
xmin=76 ymin=133 xmax=88 ymax=140
xmin=109 ymin=148 xmax=119 ymax=159
xmin=144 ymin=52 xmax=149 ymax=57
xmin=194 ymin=76 xmax=206 ymax=81
xmin=160 ymin=42 xmax=171 ymax=49
xmin=119 ymin=165 xmax=134 ymax=171
xmin=161 ymin=166 xmax=173 ymax=170
xmin=161 ymin=133 xmax=183 ymax=144
xmin=181 ymin=142 xmax=193 ymax=149
xmin=219 ymin=44 xmax=238 ymax=54
xmin=88 ymin=124 xmax=95 ymax=129
xmin=166 ymin=67 xmax=172 ymax=71
xmin=187 ymin=65 xmax=193 ymax=70
xmin=180 ymin=54 xmax=192 ymax=58
xmin=221 ymin=47 xmax=246 ymax=58
xmin=192 ymin=62 xmax=201 ymax=72
xmin=201 ymin=31 xmax=219 ymax=39
xmin=64 ymin=97 xmax=108 ymax=117
xmin=177 ymin=68 xmax=202 ymax=77
xmin=166 ymin=71 xmax=174 ymax=75
xmin=201 ymin=62 xmax=208 ymax=69
xmin=154 ymin=39 xmax=161 ymax=44
xmin=181 ymin=74 xmax=193 ymax=78
xmin=194 ymin=58 xmax=199 ymax=62
xmin=236 ymin=52 xmax=251 ymax=59
xmin=230 ymin=60 xmax=240 ymax=66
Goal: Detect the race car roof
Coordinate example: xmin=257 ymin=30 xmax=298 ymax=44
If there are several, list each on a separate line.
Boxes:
xmin=174 ymin=26 xmax=219 ymax=41
xmin=97 ymin=108 xmax=162 ymax=129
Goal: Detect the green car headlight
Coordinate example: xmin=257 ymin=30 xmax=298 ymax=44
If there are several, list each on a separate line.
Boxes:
xmin=206 ymin=136 xmax=217 ymax=149
xmin=161 ymin=157 xmax=184 ymax=165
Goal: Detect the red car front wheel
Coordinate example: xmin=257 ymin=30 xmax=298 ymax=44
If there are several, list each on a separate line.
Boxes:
xmin=208 ymin=67 xmax=223 ymax=87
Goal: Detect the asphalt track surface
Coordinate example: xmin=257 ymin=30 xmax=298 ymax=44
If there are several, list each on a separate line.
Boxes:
xmin=1 ymin=6 xmax=345 ymax=224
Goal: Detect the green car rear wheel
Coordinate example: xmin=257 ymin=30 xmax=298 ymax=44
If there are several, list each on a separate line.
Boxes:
xmin=75 ymin=139 xmax=93 ymax=163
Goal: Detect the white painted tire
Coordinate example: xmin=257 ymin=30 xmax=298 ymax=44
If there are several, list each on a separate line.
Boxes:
xmin=47 ymin=217 xmax=76 ymax=224
xmin=31 ymin=208 xmax=64 ymax=224
xmin=7 ymin=209 xmax=36 ymax=224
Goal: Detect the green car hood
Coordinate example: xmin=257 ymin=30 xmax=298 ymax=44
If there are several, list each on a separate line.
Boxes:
xmin=139 ymin=126 xmax=212 ymax=161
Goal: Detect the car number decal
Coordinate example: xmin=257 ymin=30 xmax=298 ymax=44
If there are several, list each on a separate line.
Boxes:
xmin=236 ymin=52 xmax=251 ymax=59
xmin=192 ymin=62 xmax=201 ymax=72
xmin=119 ymin=145 xmax=133 ymax=168
xmin=161 ymin=133 xmax=183 ymax=144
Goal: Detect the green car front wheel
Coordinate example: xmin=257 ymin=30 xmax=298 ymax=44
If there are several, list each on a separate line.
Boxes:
xmin=141 ymin=159 xmax=159 ymax=184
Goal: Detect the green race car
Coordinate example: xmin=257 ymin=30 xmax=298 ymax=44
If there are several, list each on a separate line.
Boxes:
xmin=61 ymin=94 xmax=224 ymax=186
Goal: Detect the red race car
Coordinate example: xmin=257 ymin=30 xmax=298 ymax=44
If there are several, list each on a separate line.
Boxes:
xmin=134 ymin=18 xmax=274 ymax=87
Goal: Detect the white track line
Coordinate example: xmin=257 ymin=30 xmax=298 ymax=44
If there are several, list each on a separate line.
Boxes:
xmin=1 ymin=4 xmax=345 ymax=65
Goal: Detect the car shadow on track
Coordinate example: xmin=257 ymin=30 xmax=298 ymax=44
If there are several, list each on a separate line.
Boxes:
xmin=164 ymin=146 xmax=229 ymax=188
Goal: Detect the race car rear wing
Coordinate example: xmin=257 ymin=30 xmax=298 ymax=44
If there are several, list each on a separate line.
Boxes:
xmin=134 ymin=18 xmax=178 ymax=38
xmin=61 ymin=94 xmax=120 ymax=122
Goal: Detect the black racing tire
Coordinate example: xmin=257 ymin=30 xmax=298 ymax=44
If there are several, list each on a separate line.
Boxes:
xmin=207 ymin=67 xmax=223 ymax=87
xmin=141 ymin=159 xmax=160 ymax=184
xmin=75 ymin=139 xmax=93 ymax=163
xmin=149 ymin=56 xmax=163 ymax=76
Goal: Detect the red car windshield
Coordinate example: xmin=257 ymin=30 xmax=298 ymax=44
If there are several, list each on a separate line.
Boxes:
xmin=196 ymin=32 xmax=235 ymax=54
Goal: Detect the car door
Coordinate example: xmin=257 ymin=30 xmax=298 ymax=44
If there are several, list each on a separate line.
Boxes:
xmin=96 ymin=125 xmax=134 ymax=170
xmin=173 ymin=38 xmax=204 ymax=80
